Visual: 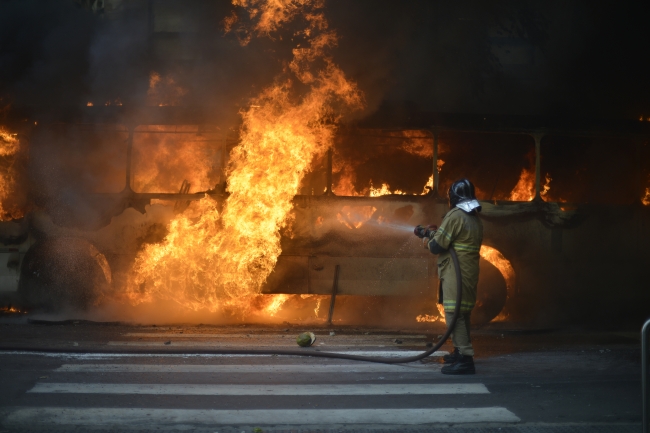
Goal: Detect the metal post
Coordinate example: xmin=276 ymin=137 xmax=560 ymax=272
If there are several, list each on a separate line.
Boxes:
xmin=641 ymin=319 xmax=650 ymax=433
xmin=125 ymin=125 xmax=134 ymax=193
xmin=324 ymin=147 xmax=333 ymax=195
xmin=326 ymin=265 xmax=340 ymax=325
xmin=432 ymin=130 xmax=439 ymax=196
xmin=532 ymin=133 xmax=543 ymax=201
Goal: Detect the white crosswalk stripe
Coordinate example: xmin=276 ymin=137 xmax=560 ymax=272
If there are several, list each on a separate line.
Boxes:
xmin=123 ymin=333 xmax=427 ymax=339
xmin=3 ymin=407 xmax=521 ymax=427
xmin=56 ymin=362 xmax=439 ymax=373
xmin=107 ymin=340 xmax=430 ymax=347
xmin=30 ymin=382 xmax=489 ymax=395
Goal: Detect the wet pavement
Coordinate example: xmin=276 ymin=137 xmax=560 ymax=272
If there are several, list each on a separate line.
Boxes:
xmin=0 ymin=319 xmax=644 ymax=432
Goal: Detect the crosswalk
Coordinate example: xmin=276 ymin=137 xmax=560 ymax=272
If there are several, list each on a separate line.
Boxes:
xmin=0 ymin=329 xmax=520 ymax=432
xmin=0 ymin=331 xmax=522 ymax=430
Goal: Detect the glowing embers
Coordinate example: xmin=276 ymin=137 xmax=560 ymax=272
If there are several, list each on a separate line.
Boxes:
xmin=336 ymin=205 xmax=376 ymax=229
xmin=86 ymin=99 xmax=122 ymax=107
xmin=0 ymin=306 xmax=26 ymax=314
xmin=508 ymin=168 xmax=552 ymax=201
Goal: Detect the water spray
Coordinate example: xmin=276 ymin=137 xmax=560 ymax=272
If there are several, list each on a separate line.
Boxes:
xmin=364 ymin=220 xmax=419 ymax=233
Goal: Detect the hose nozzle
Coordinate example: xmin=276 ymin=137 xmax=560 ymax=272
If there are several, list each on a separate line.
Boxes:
xmin=414 ymin=224 xmax=437 ymax=238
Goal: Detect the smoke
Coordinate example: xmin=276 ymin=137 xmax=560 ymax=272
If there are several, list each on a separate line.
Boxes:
xmin=2 ymin=1 xmax=649 ymax=119
xmin=327 ymin=0 xmax=650 ymax=119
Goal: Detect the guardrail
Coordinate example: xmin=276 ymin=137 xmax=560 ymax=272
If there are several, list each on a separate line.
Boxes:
xmin=641 ymin=319 xmax=650 ymax=433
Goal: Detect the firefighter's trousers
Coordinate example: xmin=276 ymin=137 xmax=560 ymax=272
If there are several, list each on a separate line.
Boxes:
xmin=444 ymin=310 xmax=474 ymax=357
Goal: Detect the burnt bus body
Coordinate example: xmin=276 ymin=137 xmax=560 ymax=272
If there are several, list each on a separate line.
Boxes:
xmin=2 ymin=107 xmax=649 ymax=327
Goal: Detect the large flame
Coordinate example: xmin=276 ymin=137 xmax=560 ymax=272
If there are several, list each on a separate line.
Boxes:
xmin=508 ymin=168 xmax=552 ymax=201
xmin=0 ymin=127 xmax=24 ymax=221
xmin=642 ymin=187 xmax=650 ymax=206
xmin=126 ymin=0 xmax=362 ymax=315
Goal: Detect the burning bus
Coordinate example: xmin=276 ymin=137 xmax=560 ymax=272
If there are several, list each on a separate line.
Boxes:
xmin=0 ymin=106 xmax=649 ymax=327
xmin=0 ymin=1 xmax=649 ymax=327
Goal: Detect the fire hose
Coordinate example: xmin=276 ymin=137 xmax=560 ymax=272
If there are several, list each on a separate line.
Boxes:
xmin=1 ymin=232 xmax=463 ymax=364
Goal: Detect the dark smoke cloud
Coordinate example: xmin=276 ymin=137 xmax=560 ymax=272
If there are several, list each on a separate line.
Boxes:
xmin=0 ymin=1 xmax=96 ymax=108
xmin=327 ymin=0 xmax=650 ymax=119
xmin=2 ymin=1 xmax=649 ymax=119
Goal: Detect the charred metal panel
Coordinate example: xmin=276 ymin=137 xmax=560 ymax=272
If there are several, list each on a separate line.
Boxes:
xmin=307 ymin=257 xmax=430 ymax=297
xmin=263 ymin=256 xmax=431 ymax=297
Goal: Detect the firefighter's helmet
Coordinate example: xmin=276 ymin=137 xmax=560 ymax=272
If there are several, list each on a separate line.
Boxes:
xmin=448 ymin=179 xmax=481 ymax=213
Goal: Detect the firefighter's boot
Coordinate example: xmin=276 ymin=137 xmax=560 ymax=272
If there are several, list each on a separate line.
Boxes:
xmin=442 ymin=347 xmax=460 ymax=364
xmin=441 ymin=355 xmax=475 ymax=375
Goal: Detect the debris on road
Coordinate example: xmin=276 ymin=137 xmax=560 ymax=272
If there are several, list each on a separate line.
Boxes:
xmin=296 ymin=332 xmax=316 ymax=347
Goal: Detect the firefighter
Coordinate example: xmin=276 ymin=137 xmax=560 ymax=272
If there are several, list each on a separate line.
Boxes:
xmin=416 ymin=178 xmax=483 ymax=375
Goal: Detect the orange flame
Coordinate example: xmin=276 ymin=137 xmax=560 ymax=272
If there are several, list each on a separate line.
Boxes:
xmin=336 ymin=205 xmax=376 ymax=229
xmin=368 ymin=181 xmax=405 ymax=197
xmin=331 ymin=163 xmax=358 ymax=196
xmin=262 ymin=293 xmax=291 ymax=316
xmin=642 ymin=187 xmax=650 ymax=206
xmin=126 ymin=0 xmax=362 ymax=316
xmin=0 ymin=127 xmax=24 ymax=220
xmin=415 ymin=246 xmax=514 ymax=324
xmin=0 ymin=306 xmax=25 ymax=314
xmin=480 ymin=245 xmax=515 ymax=294
xmin=479 ymin=246 xmax=514 ymax=322
xmin=541 ymin=173 xmax=552 ymax=198
xmin=508 ymin=169 xmax=552 ymax=201
xmin=332 ymin=130 xmax=441 ymax=196
xmin=416 ymin=304 xmax=446 ymax=323
xmin=508 ymin=168 xmax=535 ymax=201
xmin=131 ymin=126 xmax=221 ymax=193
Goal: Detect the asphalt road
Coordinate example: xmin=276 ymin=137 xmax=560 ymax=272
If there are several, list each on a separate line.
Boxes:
xmin=0 ymin=320 xmax=644 ymax=432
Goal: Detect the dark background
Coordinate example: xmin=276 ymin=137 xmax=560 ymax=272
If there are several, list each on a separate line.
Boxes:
xmin=1 ymin=0 xmax=650 ymax=122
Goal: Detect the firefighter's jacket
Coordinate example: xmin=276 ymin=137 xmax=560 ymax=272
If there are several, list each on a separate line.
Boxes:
xmin=430 ymin=207 xmax=483 ymax=313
